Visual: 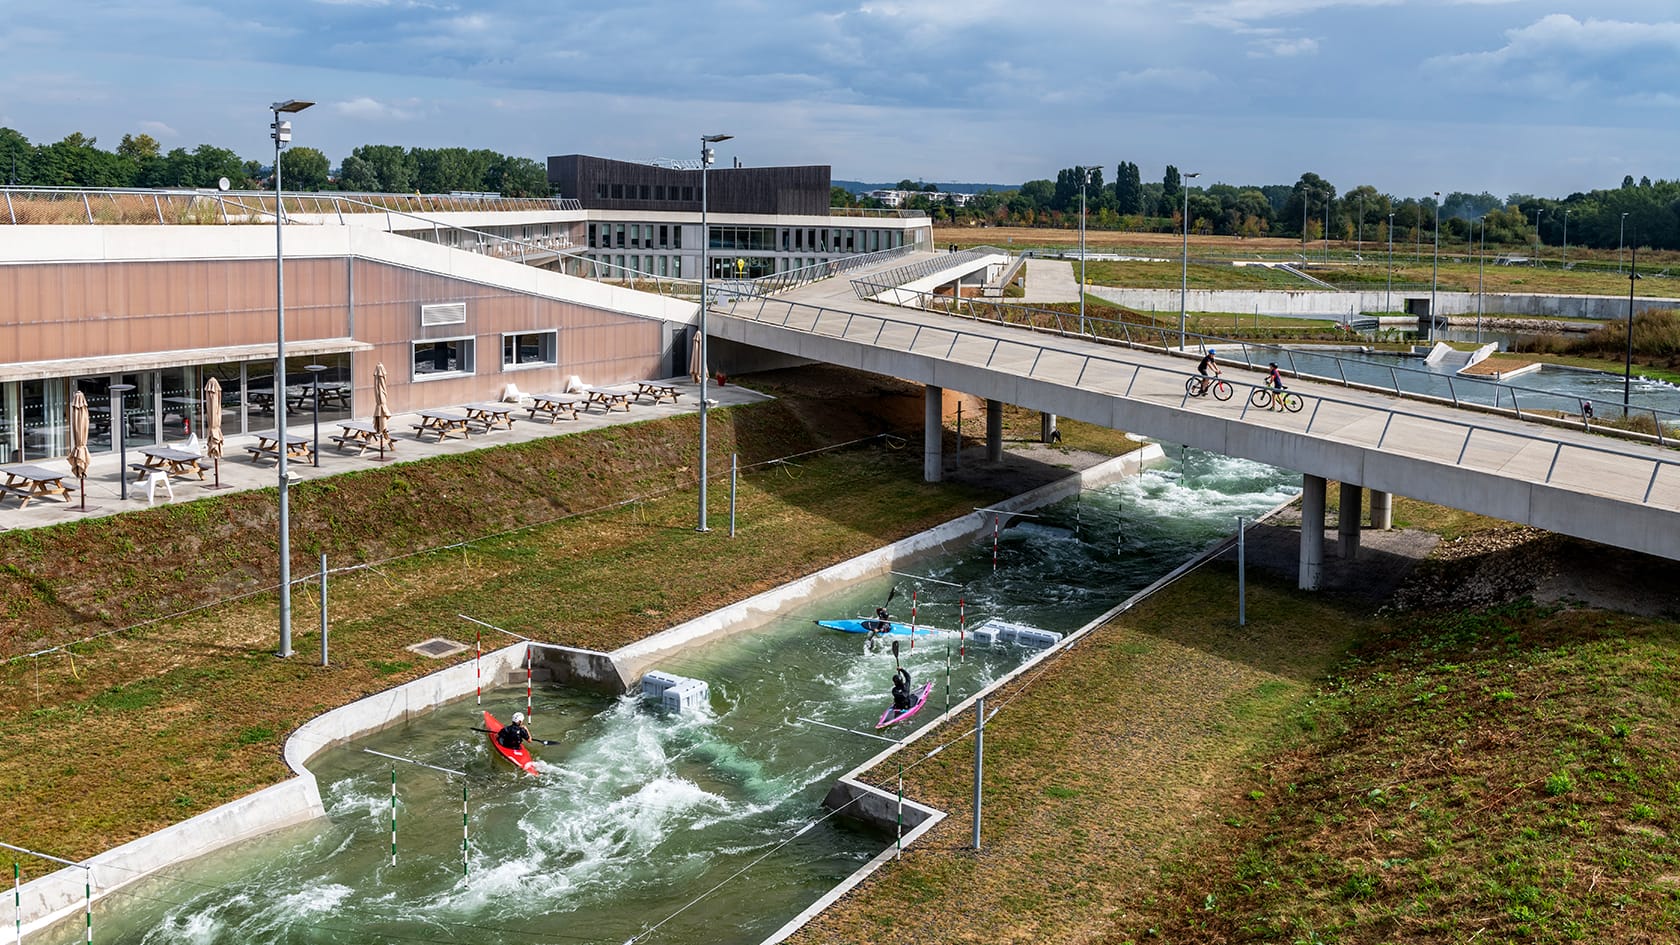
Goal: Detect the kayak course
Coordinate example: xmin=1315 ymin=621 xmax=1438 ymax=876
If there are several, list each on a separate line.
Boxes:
xmin=28 ymin=446 xmax=1300 ymax=945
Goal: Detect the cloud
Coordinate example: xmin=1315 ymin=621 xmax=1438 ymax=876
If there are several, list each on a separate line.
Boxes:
xmin=1184 ymin=0 xmax=1397 ymax=32
xmin=137 ymin=120 xmax=178 ymax=139
xmin=1426 ymin=14 xmax=1680 ymax=101
xmin=333 ymin=97 xmax=419 ymax=120
xmin=1249 ymin=35 xmax=1319 ymax=56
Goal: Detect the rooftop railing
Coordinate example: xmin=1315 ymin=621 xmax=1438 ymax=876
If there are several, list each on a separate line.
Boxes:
xmin=0 ymin=186 xmax=580 ymax=225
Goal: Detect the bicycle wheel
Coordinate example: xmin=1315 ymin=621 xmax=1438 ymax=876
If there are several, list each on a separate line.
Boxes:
xmin=1184 ymin=376 xmax=1202 ymax=398
xmin=1248 ymin=388 xmax=1272 ymax=409
xmin=1280 ymin=391 xmax=1303 ymax=413
xmin=1211 ymin=380 xmax=1233 ymax=401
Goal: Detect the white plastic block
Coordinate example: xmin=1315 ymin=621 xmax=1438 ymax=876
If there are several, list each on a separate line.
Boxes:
xmin=641 ymin=670 xmax=685 ymax=701
xmin=967 ymin=627 xmax=999 ymax=646
xmin=662 ymin=679 xmax=709 ymax=714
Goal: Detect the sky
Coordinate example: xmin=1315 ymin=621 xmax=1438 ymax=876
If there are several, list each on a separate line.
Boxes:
xmin=2 ymin=0 xmax=1677 ymax=199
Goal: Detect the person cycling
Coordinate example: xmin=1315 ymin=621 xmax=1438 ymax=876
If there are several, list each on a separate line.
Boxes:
xmin=498 ymin=711 xmax=531 ymax=750
xmin=1264 ymin=362 xmax=1289 ymax=410
xmin=891 ymin=667 xmax=915 ymax=711
xmin=1195 ymin=349 xmax=1221 ymax=395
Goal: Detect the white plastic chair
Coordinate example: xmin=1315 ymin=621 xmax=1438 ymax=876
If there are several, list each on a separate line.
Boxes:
xmin=182 ymin=432 xmax=202 ymax=453
xmin=144 ymin=470 xmax=174 ymax=505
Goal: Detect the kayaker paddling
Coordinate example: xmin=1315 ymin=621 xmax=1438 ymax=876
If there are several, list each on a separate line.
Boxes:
xmin=890 ymin=667 xmax=914 ymax=712
xmin=497 ymin=711 xmax=531 ymax=751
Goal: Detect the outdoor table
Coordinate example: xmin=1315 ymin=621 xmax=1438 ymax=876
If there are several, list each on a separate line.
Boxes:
xmin=135 ymin=446 xmax=207 ymax=481
xmin=330 ymin=420 xmax=395 ymax=456
xmin=412 ymin=409 xmax=473 ymax=442
xmin=246 ymin=431 xmax=313 ymax=463
xmin=583 ymin=387 xmax=634 ymax=413
xmin=526 ymin=393 xmax=580 ymax=423
xmin=634 ymin=382 xmax=681 ymax=405
xmin=0 ymin=463 xmax=74 ymax=508
xmin=463 ymin=402 xmax=516 ymax=431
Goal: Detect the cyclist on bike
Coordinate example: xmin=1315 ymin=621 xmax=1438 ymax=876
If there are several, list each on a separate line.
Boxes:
xmin=1265 ymin=362 xmax=1288 ymax=409
xmin=1196 ymin=349 xmax=1220 ymax=396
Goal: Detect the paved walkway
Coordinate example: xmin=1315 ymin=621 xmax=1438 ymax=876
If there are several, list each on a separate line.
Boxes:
xmin=1015 ymin=257 xmax=1081 ymax=304
xmin=0 ymin=379 xmax=769 ymax=532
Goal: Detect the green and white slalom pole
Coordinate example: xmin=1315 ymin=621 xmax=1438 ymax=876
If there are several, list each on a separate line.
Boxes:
xmin=895 ymin=762 xmax=904 ymax=861
xmin=14 ymin=862 xmax=20 ymax=945
xmin=389 ymin=768 xmax=397 ymax=867
xmin=461 ymin=783 xmax=470 ymax=876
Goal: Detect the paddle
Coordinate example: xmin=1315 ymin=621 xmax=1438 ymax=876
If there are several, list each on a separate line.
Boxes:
xmin=471 ymin=726 xmax=560 ymax=746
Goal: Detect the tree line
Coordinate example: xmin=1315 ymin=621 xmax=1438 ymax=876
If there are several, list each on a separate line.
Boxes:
xmin=833 ymin=163 xmax=1680 ymax=253
xmin=0 ymin=128 xmax=551 ymax=197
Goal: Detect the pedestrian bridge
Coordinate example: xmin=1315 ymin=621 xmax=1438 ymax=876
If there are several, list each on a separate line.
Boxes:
xmin=709 ymin=253 xmax=1680 ymax=580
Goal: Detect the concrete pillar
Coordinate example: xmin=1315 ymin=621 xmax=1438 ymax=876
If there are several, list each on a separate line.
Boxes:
xmin=924 ymin=385 xmax=943 ymax=483
xmin=986 ymin=399 xmax=1003 ymax=463
xmin=1041 ymin=412 xmax=1060 ymax=444
xmin=1338 ymin=482 xmax=1362 ymax=560
xmin=1300 ymin=474 xmax=1325 ymax=591
xmin=1369 ymin=490 xmax=1393 ymax=530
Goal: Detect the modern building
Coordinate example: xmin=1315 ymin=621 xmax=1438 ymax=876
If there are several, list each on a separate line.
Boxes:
xmin=0 ymin=158 xmax=931 ymax=466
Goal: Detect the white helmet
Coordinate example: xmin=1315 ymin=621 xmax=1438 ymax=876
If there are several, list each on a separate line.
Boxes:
xmin=511 ymin=712 xmax=525 ymax=724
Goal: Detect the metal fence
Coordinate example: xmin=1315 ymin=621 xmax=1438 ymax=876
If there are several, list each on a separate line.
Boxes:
xmin=0 ymin=186 xmax=579 ymax=225
xmin=720 ymin=292 xmax=1680 ymax=507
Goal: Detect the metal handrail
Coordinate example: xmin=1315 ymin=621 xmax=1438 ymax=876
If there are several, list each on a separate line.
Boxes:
xmin=0 ymin=186 xmax=580 ymax=225
xmin=848 ymin=247 xmax=1004 ymax=299
xmin=720 ymin=294 xmax=1680 ymax=507
xmin=846 ymin=282 xmax=1680 ymax=444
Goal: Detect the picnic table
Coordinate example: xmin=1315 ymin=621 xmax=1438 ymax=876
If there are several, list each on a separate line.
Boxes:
xmin=584 ymin=387 xmax=634 ymax=413
xmin=134 ymin=446 xmax=208 ymax=482
xmin=329 ymin=420 xmax=395 ymax=456
xmin=463 ymin=402 xmax=516 ymax=431
xmin=412 ymin=409 xmax=473 ymax=442
xmin=634 ymin=381 xmax=682 ymax=405
xmin=0 ymin=463 xmax=75 ymax=508
xmin=526 ymin=393 xmax=580 ymax=423
xmin=245 ymin=431 xmax=313 ymax=464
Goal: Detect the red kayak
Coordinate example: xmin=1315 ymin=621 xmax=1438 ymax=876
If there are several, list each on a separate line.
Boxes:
xmin=483 ymin=710 xmax=540 ymax=777
xmin=876 ymin=682 xmax=933 ymax=730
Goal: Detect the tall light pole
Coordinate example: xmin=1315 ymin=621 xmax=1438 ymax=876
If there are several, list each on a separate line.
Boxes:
xmin=271 ymin=97 xmax=312 ymax=659
xmin=1625 ymin=232 xmax=1639 ymax=413
xmin=1562 ymin=208 xmax=1572 ymax=268
xmin=1078 ymin=164 xmax=1098 ymax=334
xmin=696 ymin=132 xmax=731 ymax=533
xmin=1323 ymin=199 xmax=1330 ymax=262
xmin=1476 ymin=219 xmax=1485 ymax=345
xmin=1618 ymin=212 xmax=1629 ymax=273
xmin=1430 ymin=192 xmax=1440 ymax=343
xmin=1386 ymin=212 xmax=1395 ymax=314
xmin=305 ymin=364 xmax=327 ymax=467
xmin=109 ymin=384 xmax=135 ymax=501
xmin=1180 ymin=171 xmax=1200 ymax=349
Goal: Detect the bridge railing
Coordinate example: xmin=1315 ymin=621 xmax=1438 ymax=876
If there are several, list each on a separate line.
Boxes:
xmin=849 ymin=247 xmax=1007 ymax=300
xmin=844 ymin=283 xmax=1680 ymax=445
xmin=0 ymin=186 xmax=579 ymax=225
xmin=722 ymin=293 xmax=1680 ymax=510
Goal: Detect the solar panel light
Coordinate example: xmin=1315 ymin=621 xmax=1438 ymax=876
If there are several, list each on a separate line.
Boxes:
xmin=271 ymin=120 xmax=292 ymax=146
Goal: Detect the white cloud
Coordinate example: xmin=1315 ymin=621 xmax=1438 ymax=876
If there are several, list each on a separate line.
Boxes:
xmin=333 ymin=97 xmax=419 ymax=120
xmin=1426 ymin=14 xmax=1680 ymax=101
xmin=1249 ymin=35 xmax=1319 ymax=56
xmin=137 ymin=120 xmax=178 ymax=139
xmin=1185 ymin=0 xmax=1397 ymax=31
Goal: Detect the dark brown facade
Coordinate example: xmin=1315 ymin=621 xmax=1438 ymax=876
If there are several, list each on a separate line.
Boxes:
xmin=547 ymin=155 xmax=832 ymax=217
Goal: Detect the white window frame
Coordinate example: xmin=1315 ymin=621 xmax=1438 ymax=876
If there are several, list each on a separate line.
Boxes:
xmin=500 ymin=330 xmax=559 ymax=372
xmin=412 ymin=335 xmax=476 ymax=382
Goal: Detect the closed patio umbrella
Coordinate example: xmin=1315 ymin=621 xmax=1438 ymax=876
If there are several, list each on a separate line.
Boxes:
xmin=689 ymin=330 xmax=703 ymax=384
xmin=68 ymin=391 xmax=90 ymax=511
xmin=372 ymin=362 xmax=392 ymax=460
xmin=204 ymin=377 xmax=226 ymax=489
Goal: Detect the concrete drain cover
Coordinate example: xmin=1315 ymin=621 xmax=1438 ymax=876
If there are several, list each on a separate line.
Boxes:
xmin=408 ymin=637 xmax=468 ymax=659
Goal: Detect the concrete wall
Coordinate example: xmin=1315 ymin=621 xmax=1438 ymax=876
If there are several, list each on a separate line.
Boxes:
xmin=1094 ymin=286 xmax=1679 ymax=320
xmin=17 ymin=642 xmax=535 ymax=940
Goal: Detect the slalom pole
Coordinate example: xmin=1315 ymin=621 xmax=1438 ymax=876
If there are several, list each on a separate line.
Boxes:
xmin=895 ymin=762 xmax=904 ymax=860
xmin=475 ymin=629 xmax=482 ymax=706
xmin=390 ymin=768 xmax=397 ymax=867
xmin=14 ymin=862 xmax=20 ymax=945
xmin=944 ymin=641 xmax=952 ymax=712
xmin=909 ymin=589 xmax=917 ymax=651
xmin=461 ymin=783 xmax=470 ymax=876
xmin=959 ymin=597 xmax=966 ymax=660
xmin=83 ymin=869 xmax=90 ymax=945
xmin=524 ymin=644 xmax=533 ymax=718
xmin=992 ymin=514 xmax=999 ymax=572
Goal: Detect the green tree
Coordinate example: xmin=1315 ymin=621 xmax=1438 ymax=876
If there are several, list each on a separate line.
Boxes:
xmin=278 ymin=147 xmax=330 ymax=191
xmin=336 ymin=155 xmax=379 ymax=192
xmin=0 ymin=127 xmax=35 ymax=184
xmin=488 ymin=156 xmax=550 ymax=197
xmin=1114 ymin=161 xmax=1143 ymax=216
xmin=350 ymin=144 xmax=416 ymax=193
xmin=1160 ymin=165 xmax=1182 ymax=217
xmin=116 ymin=133 xmax=160 ymax=162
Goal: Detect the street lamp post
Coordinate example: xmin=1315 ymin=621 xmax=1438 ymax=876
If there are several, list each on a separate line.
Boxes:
xmin=1619 ymin=212 xmax=1629 ymax=273
xmin=1532 ymin=207 xmax=1542 ymax=266
xmin=1323 ymin=200 xmax=1330 ymax=262
xmin=1476 ymin=220 xmax=1486 ymax=345
xmin=305 ymin=364 xmax=327 ymax=467
xmin=1078 ymin=164 xmax=1097 ymax=334
xmin=271 ymin=97 xmax=313 ymax=659
xmin=1386 ymin=212 xmax=1395 ymax=314
xmin=1562 ymin=208 xmax=1572 ymax=268
xmin=109 ymin=384 xmax=135 ymax=500
xmin=1180 ymin=171 xmax=1200 ymax=349
xmin=1430 ymin=192 xmax=1440 ymax=343
xmin=1626 ymin=234 xmax=1640 ymax=413
xmin=697 ymin=132 xmax=732 ymax=533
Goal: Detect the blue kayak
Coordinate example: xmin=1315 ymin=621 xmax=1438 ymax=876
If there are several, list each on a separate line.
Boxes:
xmin=815 ymin=618 xmax=941 ymax=638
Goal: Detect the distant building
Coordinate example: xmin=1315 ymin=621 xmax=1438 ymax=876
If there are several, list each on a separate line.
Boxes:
xmin=864 ymin=189 xmax=972 ymax=209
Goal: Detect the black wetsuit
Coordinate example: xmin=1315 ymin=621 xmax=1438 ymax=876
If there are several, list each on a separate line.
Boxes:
xmin=498 ymin=723 xmax=530 ymax=749
xmin=891 ymin=668 xmax=915 ymax=711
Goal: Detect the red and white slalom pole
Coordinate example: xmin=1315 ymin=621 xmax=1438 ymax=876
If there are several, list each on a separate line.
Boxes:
xmin=475 ymin=629 xmax=482 ymax=705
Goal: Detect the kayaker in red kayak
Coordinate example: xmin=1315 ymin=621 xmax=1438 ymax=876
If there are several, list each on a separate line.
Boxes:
xmin=497 ymin=712 xmax=532 ymax=751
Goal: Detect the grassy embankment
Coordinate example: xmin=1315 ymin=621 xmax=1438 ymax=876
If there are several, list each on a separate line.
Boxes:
xmin=788 ymin=499 xmax=1680 ymax=945
xmin=0 ymin=370 xmax=1140 ymax=868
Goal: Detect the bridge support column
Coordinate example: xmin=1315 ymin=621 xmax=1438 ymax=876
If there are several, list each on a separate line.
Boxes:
xmin=1041 ymin=412 xmax=1059 ymax=444
xmin=924 ymin=386 xmax=944 ymax=483
xmin=1369 ymin=490 xmax=1393 ymax=530
xmin=1339 ymin=482 xmax=1362 ymax=560
xmin=1300 ymin=474 xmax=1325 ymax=591
xmin=986 ymin=400 xmax=1004 ymax=463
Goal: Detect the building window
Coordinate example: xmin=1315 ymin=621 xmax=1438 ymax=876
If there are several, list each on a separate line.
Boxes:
xmin=673 ymin=226 xmax=682 ymax=249
xmin=413 ymin=338 xmax=474 ymax=379
xmin=611 ymin=184 xmax=623 ymax=199
xmin=655 ymin=185 xmax=665 ymax=201
xmin=596 ymin=184 xmax=607 ymax=199
xmin=682 ymin=186 xmax=693 ymax=201
xmin=629 ymin=224 xmax=641 ymax=248
xmin=587 ymin=223 xmax=598 ymax=248
xmin=658 ymin=225 xmax=668 ymax=248
xmin=615 ymin=224 xmax=625 ymax=248
xmin=502 ymin=331 xmax=557 ymax=370
xmin=639 ymin=184 xmax=650 ymax=200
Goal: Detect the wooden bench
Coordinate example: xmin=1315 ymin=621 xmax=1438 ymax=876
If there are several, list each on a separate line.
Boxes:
xmin=584 ymin=388 xmax=633 ymax=413
xmin=634 ymin=382 xmax=681 ymax=405
xmin=0 ymin=484 xmax=33 ymax=502
xmin=527 ymin=395 xmax=580 ymax=423
xmin=245 ymin=445 xmax=282 ymax=463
